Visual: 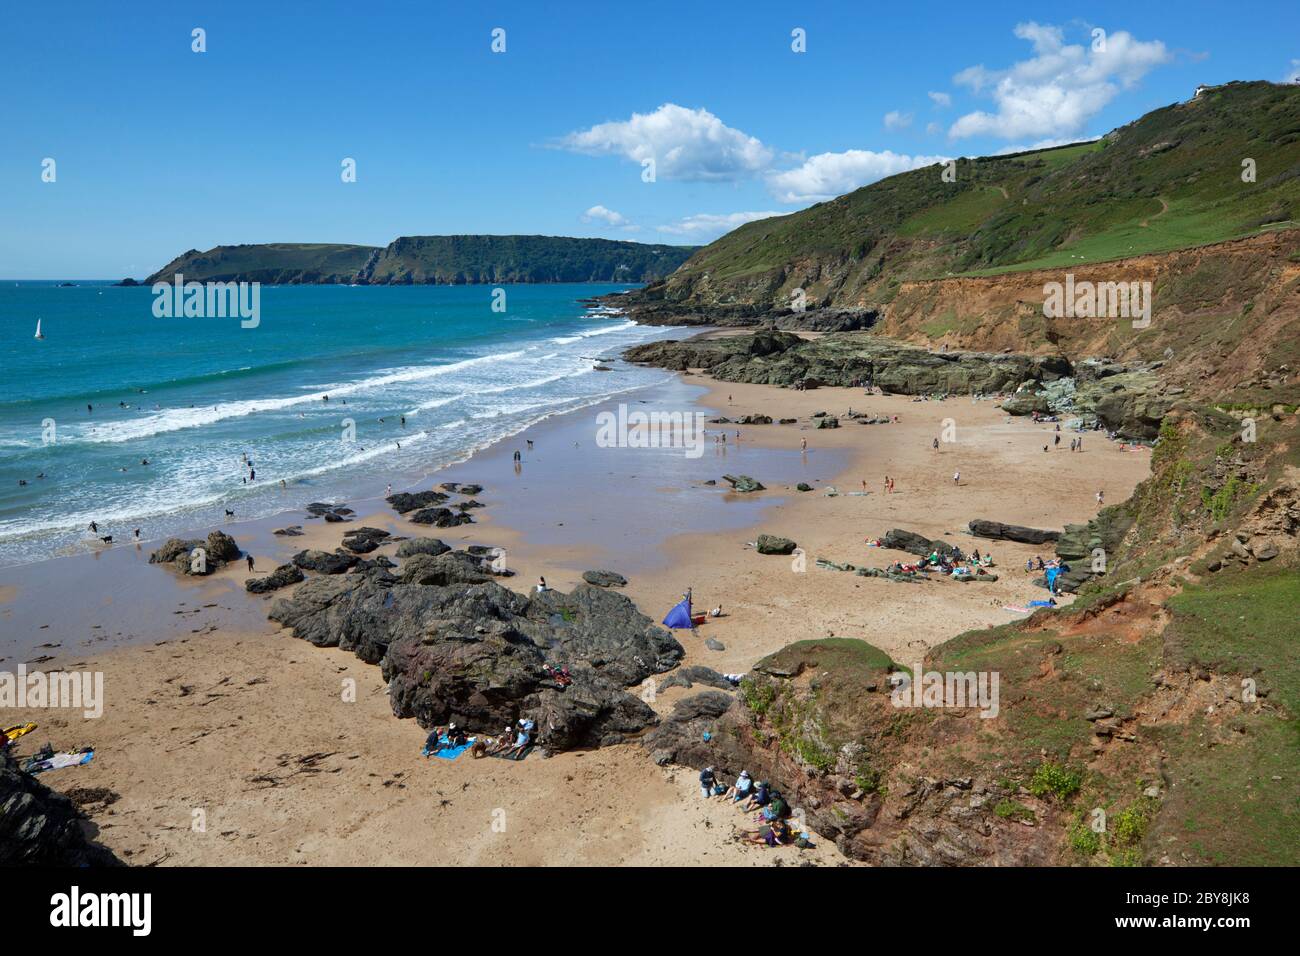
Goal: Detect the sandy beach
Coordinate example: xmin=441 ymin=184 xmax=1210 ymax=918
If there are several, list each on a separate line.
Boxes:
xmin=0 ymin=372 xmax=1151 ymax=865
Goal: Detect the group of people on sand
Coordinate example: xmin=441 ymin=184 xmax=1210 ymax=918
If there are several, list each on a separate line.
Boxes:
xmin=423 ymin=716 xmax=537 ymax=760
xmin=698 ymin=767 xmax=808 ymax=848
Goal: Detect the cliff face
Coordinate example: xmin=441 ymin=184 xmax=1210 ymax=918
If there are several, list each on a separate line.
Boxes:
xmin=879 ymin=231 xmax=1300 ymax=406
xmin=143 ymin=236 xmax=697 ymax=286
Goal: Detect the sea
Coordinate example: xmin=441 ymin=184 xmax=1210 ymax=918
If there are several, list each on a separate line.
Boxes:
xmin=0 ymin=281 xmax=687 ymax=568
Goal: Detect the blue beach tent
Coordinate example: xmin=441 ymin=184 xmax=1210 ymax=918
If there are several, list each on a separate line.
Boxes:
xmin=662 ymin=595 xmax=694 ymax=629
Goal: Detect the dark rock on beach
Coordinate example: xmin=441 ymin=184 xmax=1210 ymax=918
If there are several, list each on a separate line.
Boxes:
xmin=756 ymin=534 xmax=797 ymax=555
xmin=967 ymin=520 xmax=1061 ymax=545
xmin=722 ymin=474 xmax=765 ymax=493
xmin=409 ymin=506 xmax=473 ymax=528
xmin=268 ymin=570 xmax=685 ymax=752
xmin=149 ymin=530 xmax=241 ymax=575
xmin=882 ymin=528 xmax=956 ymax=558
xmin=245 ymin=563 xmax=306 ymax=593
xmin=582 ymin=570 xmax=628 ymax=588
xmin=291 ymin=549 xmax=362 ymax=575
xmin=395 ymin=537 xmax=451 ymax=558
xmin=0 ymin=750 xmax=121 ymax=866
xmin=386 ymin=490 xmax=449 ymax=513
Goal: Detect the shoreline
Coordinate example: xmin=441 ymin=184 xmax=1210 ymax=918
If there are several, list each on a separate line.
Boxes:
xmin=0 ymin=366 xmax=1152 ymax=865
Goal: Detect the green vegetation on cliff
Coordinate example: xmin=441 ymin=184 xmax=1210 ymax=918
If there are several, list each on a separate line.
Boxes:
xmin=658 ymin=81 xmax=1300 ymax=309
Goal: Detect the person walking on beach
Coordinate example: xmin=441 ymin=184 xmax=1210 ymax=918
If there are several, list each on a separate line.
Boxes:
xmin=933 ymin=437 xmax=939 ymax=450
xmin=888 ymin=477 xmax=895 ymax=493
xmin=1096 ymin=489 xmax=1104 ymax=506
xmin=800 ymin=437 xmax=807 ymax=452
xmin=953 ymin=470 xmax=961 ymax=486
xmin=1054 ymin=434 xmax=1061 ymax=447
xmin=247 ymin=554 xmax=255 ymax=572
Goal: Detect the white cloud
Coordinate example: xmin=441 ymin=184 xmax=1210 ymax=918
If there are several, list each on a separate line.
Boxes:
xmin=884 ymin=110 xmax=914 ymax=130
xmin=926 ymin=122 xmax=943 ymax=136
xmin=928 ymin=91 xmax=952 ymax=109
xmin=659 ymin=211 xmax=785 ymax=241
xmin=1286 ymin=59 xmax=1300 ymax=83
xmin=558 ymin=103 xmax=773 ymax=182
xmin=581 ymin=205 xmax=633 ymax=228
xmin=948 ymin=22 xmax=1171 ymax=141
xmin=765 ymin=150 xmax=949 ymax=204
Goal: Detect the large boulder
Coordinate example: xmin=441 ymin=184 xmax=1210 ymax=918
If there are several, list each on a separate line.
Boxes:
xmin=291 ymin=549 xmax=362 ymax=575
xmin=0 ymin=750 xmax=120 ymax=866
xmin=882 ymin=528 xmax=956 ymax=558
xmin=756 ymin=534 xmax=797 ymax=555
xmin=269 ymin=572 xmax=685 ymax=752
xmin=395 ymin=537 xmax=451 ymax=558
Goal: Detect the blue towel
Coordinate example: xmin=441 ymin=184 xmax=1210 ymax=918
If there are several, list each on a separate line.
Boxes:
xmin=425 ymin=736 xmax=476 ymax=760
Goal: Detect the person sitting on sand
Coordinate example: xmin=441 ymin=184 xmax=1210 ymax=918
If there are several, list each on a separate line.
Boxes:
xmin=503 ymin=718 xmax=533 ymax=759
xmin=423 ymin=727 xmax=446 ymax=757
xmin=741 ymin=781 xmax=771 ymax=812
xmin=742 ymin=819 xmax=792 ymax=847
xmin=1034 ymin=555 xmax=1046 ymax=571
xmin=727 ymin=770 xmax=753 ymax=803
xmin=699 ymin=766 xmax=717 ymax=799
xmin=709 ymin=605 xmax=723 ymax=618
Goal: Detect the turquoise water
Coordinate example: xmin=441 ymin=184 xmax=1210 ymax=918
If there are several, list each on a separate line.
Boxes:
xmin=0 ymin=282 xmax=683 ymax=566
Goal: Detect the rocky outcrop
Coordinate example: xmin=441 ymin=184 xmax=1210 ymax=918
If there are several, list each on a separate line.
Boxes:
xmin=882 ymin=529 xmax=956 ymax=558
xmin=149 ymin=530 xmax=242 ymax=575
xmin=0 ymin=750 xmax=121 ymax=866
xmin=626 ymin=332 xmax=1070 ymax=397
xmin=268 ymin=569 xmax=685 ymax=752
xmin=968 ymin=520 xmax=1061 ymax=545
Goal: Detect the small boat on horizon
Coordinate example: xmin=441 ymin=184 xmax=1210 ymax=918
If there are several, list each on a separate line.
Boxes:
xmin=34 ymin=318 xmax=44 ymax=340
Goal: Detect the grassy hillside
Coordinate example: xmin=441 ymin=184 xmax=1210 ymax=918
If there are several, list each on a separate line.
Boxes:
xmin=658 ymin=81 xmax=1300 ymax=309
xmin=145 ymin=243 xmax=378 ymax=284
xmin=144 ymin=236 xmax=696 ymax=285
xmin=362 ymin=235 xmax=695 ymax=284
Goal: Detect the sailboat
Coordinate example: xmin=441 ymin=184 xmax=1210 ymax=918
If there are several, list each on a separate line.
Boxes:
xmin=34 ymin=318 xmax=44 ymax=340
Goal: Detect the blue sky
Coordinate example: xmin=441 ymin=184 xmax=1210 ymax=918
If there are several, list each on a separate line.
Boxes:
xmin=2 ymin=0 xmax=1297 ymax=277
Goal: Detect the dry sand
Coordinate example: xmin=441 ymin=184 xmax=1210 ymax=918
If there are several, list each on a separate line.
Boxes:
xmin=1 ymin=376 xmax=1150 ymax=866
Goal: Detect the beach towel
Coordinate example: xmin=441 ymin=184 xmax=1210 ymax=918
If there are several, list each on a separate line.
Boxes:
xmin=424 ymin=735 xmax=476 ymax=760
xmin=26 ymin=748 xmax=94 ymax=774
xmin=1028 ymin=599 xmax=1056 ymax=608
xmin=3 ymin=722 xmax=37 ymax=743
xmin=489 ymin=744 xmax=535 ymax=761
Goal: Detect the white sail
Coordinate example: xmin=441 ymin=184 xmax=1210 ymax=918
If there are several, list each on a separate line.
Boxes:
xmin=34 ymin=318 xmax=44 ymax=340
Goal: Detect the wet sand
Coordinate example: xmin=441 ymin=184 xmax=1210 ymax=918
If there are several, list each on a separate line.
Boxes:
xmin=0 ymin=371 xmax=1151 ymax=866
